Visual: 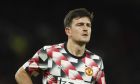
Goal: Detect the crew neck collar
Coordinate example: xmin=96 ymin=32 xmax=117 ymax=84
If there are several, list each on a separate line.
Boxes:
xmin=64 ymin=42 xmax=86 ymax=59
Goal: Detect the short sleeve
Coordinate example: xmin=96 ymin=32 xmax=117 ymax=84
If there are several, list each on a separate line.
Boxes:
xmin=22 ymin=46 xmax=48 ymax=77
xmin=96 ymin=59 xmax=106 ymax=84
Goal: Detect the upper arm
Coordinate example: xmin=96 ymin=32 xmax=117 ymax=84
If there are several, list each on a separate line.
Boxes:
xmin=15 ymin=46 xmax=49 ymax=84
xmin=15 ymin=67 xmax=33 ymax=84
xmin=23 ymin=47 xmax=49 ymax=77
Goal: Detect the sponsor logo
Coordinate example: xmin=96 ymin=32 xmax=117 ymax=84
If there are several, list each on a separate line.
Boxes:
xmin=57 ymin=77 xmax=91 ymax=84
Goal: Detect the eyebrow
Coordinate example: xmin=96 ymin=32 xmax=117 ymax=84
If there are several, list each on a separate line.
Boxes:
xmin=76 ymin=22 xmax=91 ymax=26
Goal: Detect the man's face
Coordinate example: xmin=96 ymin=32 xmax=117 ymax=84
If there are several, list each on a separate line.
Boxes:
xmin=66 ymin=17 xmax=92 ymax=44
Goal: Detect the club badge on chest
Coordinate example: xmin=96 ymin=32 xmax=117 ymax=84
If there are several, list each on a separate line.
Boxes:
xmin=85 ymin=67 xmax=93 ymax=76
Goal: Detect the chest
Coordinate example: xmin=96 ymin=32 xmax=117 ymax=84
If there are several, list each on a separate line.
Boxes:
xmin=46 ymin=55 xmax=100 ymax=83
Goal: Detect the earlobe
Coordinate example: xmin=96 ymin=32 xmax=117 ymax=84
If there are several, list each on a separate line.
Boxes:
xmin=65 ymin=27 xmax=71 ymax=36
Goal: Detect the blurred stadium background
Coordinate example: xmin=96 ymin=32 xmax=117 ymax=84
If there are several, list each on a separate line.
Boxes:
xmin=0 ymin=0 xmax=140 ymax=84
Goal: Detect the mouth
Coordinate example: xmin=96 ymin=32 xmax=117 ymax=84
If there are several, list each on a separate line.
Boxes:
xmin=82 ymin=34 xmax=88 ymax=36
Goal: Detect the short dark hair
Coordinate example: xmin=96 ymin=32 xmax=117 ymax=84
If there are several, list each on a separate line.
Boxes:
xmin=64 ymin=8 xmax=94 ymax=28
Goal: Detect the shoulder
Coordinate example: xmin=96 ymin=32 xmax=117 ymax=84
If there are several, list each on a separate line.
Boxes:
xmin=35 ymin=43 xmax=64 ymax=60
xmin=86 ymin=49 xmax=102 ymax=60
xmin=39 ymin=43 xmax=64 ymax=54
xmin=42 ymin=43 xmax=64 ymax=50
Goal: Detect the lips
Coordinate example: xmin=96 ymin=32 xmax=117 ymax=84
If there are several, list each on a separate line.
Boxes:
xmin=82 ymin=34 xmax=88 ymax=36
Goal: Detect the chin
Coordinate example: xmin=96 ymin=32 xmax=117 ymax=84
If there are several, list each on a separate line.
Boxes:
xmin=82 ymin=38 xmax=90 ymax=42
xmin=80 ymin=40 xmax=90 ymax=44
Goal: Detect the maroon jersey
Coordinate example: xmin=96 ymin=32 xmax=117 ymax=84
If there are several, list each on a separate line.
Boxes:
xmin=23 ymin=43 xmax=106 ymax=84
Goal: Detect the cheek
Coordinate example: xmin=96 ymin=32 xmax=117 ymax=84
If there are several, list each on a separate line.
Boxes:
xmin=72 ymin=29 xmax=80 ymax=35
xmin=88 ymin=29 xmax=91 ymax=34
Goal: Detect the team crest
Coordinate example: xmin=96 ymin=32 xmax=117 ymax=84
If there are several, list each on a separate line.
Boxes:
xmin=85 ymin=67 xmax=93 ymax=76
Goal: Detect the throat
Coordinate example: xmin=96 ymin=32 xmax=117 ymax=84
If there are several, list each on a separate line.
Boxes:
xmin=73 ymin=48 xmax=85 ymax=57
xmin=66 ymin=41 xmax=86 ymax=57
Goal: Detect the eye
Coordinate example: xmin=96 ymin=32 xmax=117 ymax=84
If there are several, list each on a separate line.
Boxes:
xmin=86 ymin=23 xmax=91 ymax=27
xmin=76 ymin=23 xmax=84 ymax=26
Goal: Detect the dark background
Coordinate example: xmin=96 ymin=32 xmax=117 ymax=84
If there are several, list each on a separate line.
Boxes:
xmin=0 ymin=0 xmax=140 ymax=84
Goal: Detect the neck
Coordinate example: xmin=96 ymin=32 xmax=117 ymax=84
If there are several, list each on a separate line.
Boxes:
xmin=67 ymin=39 xmax=86 ymax=57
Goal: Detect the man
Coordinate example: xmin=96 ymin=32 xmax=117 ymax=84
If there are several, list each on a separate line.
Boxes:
xmin=15 ymin=8 xmax=106 ymax=84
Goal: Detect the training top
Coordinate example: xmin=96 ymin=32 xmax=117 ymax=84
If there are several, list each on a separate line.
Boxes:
xmin=23 ymin=43 xmax=106 ymax=84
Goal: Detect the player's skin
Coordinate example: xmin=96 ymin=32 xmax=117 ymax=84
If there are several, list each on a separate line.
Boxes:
xmin=15 ymin=67 xmax=33 ymax=84
xmin=65 ymin=16 xmax=91 ymax=57
xmin=15 ymin=16 xmax=92 ymax=84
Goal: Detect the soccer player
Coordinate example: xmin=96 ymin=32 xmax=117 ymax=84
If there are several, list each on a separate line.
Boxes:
xmin=15 ymin=8 xmax=106 ymax=84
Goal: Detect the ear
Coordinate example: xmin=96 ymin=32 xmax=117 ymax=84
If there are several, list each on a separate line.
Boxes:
xmin=65 ymin=27 xmax=71 ymax=36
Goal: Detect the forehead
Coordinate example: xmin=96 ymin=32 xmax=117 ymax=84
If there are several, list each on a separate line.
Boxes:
xmin=72 ymin=17 xmax=91 ymax=24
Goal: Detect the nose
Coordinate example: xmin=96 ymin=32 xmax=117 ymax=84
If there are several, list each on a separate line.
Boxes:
xmin=82 ymin=24 xmax=88 ymax=31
